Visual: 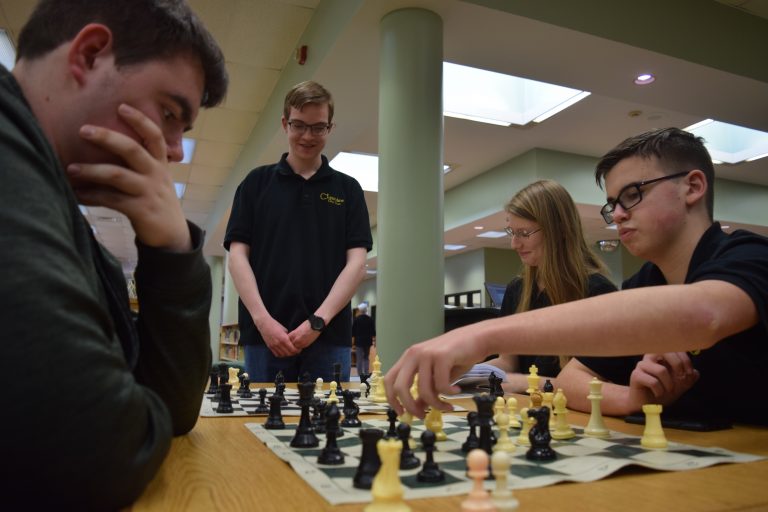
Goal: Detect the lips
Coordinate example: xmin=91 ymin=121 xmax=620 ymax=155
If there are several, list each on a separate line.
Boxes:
xmin=618 ymin=228 xmax=635 ymax=241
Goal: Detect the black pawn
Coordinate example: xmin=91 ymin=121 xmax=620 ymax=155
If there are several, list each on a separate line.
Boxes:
xmin=264 ymin=394 xmax=285 ymax=429
xmin=359 ymin=373 xmax=372 ymax=398
xmin=461 ymin=411 xmax=480 ymax=453
xmin=332 ymin=362 xmax=343 ymax=392
xmin=206 ymin=370 xmax=219 ymax=395
xmin=240 ymin=376 xmax=253 ymax=399
xmin=237 ymin=372 xmax=248 ymax=395
xmin=543 ymin=379 xmax=554 ymax=393
xmin=291 ymin=381 xmax=319 ymax=448
xmin=215 ymin=383 xmax=234 ymax=413
xmin=276 ymin=382 xmax=289 ymax=407
xmin=353 ymin=428 xmax=384 ymax=489
xmin=385 ymin=408 xmax=399 ymax=439
xmin=313 ymin=400 xmax=327 ymax=434
xmin=417 ymin=430 xmax=445 ymax=483
xmin=318 ymin=403 xmax=344 ymax=465
xmin=397 ymin=423 xmax=420 ymax=470
xmin=341 ymin=390 xmax=361 ymax=428
xmin=253 ymin=388 xmax=269 ymax=414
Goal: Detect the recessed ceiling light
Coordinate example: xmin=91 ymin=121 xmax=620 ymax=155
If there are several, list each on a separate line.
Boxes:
xmin=634 ymin=73 xmax=655 ymax=85
xmin=473 ymin=226 xmax=484 ymax=230
xmin=476 ymin=230 xmax=507 ymax=239
xmin=444 ymin=244 xmax=467 ymax=251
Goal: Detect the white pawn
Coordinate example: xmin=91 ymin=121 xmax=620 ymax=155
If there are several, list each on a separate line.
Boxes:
xmin=328 ymin=380 xmax=339 ymax=404
xmin=506 ymin=397 xmax=521 ymax=428
xmin=462 ymin=449 xmax=496 ymax=512
xmin=493 ymin=413 xmax=516 ymax=453
xmin=584 ymin=378 xmax=610 ymax=438
xmin=425 ymin=407 xmax=447 ymax=441
xmin=493 ymin=396 xmax=506 ymax=424
xmin=515 ymin=407 xmax=532 ymax=447
xmin=364 ymin=439 xmax=411 ymax=512
xmin=314 ymin=377 xmax=324 ymax=399
xmin=491 ymin=451 xmax=519 ymax=511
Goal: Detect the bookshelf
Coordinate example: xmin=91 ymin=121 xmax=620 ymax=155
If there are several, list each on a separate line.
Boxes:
xmin=219 ymin=323 xmax=243 ymax=363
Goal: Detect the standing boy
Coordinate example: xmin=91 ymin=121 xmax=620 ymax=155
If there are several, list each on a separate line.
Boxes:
xmin=225 ymin=81 xmax=372 ymax=383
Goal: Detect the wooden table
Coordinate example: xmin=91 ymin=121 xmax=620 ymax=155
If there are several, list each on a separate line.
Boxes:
xmin=132 ymin=390 xmax=768 ymax=512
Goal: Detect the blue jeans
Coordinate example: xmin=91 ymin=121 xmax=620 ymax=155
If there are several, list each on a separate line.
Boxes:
xmin=355 ymin=345 xmax=371 ymax=375
xmin=244 ymin=343 xmax=351 ymax=383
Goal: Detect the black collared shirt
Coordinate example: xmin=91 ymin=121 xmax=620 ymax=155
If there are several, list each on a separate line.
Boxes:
xmin=225 ymin=153 xmax=372 ymax=347
xmin=577 ymin=223 xmax=768 ymax=425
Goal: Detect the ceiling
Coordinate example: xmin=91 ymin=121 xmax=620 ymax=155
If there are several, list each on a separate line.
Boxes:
xmin=1 ymin=0 xmax=767 ymax=276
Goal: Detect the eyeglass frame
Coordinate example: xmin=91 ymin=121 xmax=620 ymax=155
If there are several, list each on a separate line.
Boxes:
xmin=504 ymin=227 xmax=542 ymax=239
xmin=286 ymin=119 xmax=332 ymax=136
xmin=600 ymin=171 xmax=690 ymax=224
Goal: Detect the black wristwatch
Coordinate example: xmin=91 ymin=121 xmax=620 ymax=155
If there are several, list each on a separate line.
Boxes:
xmin=308 ymin=314 xmax=326 ymax=332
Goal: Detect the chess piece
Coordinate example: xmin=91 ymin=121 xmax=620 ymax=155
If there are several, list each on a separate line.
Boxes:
xmin=489 ymin=372 xmax=504 ymax=399
xmin=276 ymin=381 xmax=289 ymax=407
xmin=542 ymin=379 xmax=555 ymax=429
xmin=353 ymin=428 xmax=384 ymax=489
xmin=290 ymin=381 xmax=319 ymax=448
xmin=253 ymin=388 xmax=269 ymax=414
xmin=318 ymin=403 xmax=345 ymax=465
xmin=493 ymin=413 xmax=516 ymax=453
xmin=493 ymin=396 xmax=506 ymax=424
xmin=364 ymin=438 xmax=411 ymax=512
xmin=462 ymin=411 xmax=481 ymax=453
xmin=516 ymin=407 xmax=532 ymax=447
xmin=584 ymin=378 xmax=610 ymax=438
xmin=359 ymin=372 xmax=372 ymax=398
xmin=641 ymin=404 xmax=668 ymax=449
xmin=239 ymin=374 xmax=253 ymax=399
xmin=526 ymin=406 xmax=556 ymax=461
xmin=215 ymin=383 xmax=234 ymax=413
xmin=314 ymin=377 xmax=324 ymax=399
xmin=462 ymin=449 xmax=496 ymax=512
xmin=474 ymin=394 xmax=496 ymax=454
xmin=425 ymin=407 xmax=447 ymax=441
xmin=228 ymin=367 xmax=239 ymax=386
xmin=491 ymin=451 xmax=519 ymax=511
xmin=328 ymin=381 xmax=340 ymax=404
xmin=417 ymin=430 xmax=445 ymax=483
xmin=397 ymin=423 xmax=420 ymax=469
xmin=264 ymin=394 xmax=285 ymax=429
xmin=506 ymin=396 xmax=521 ymax=428
xmin=551 ymin=388 xmax=575 ymax=440
xmin=525 ymin=364 xmax=540 ymax=400
xmin=206 ymin=369 xmax=219 ymax=395
xmin=385 ymin=408 xmax=399 ymax=439
xmin=312 ymin=399 xmax=327 ymax=434
xmin=332 ymin=362 xmax=344 ymax=393
xmin=341 ymin=390 xmax=362 ymax=428
xmin=372 ymin=369 xmax=388 ymax=403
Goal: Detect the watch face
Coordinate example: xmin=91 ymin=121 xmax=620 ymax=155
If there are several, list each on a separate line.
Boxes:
xmin=310 ymin=315 xmax=325 ymax=331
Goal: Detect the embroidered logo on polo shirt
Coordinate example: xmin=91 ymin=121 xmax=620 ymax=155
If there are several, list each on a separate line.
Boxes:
xmin=320 ymin=192 xmax=344 ymax=206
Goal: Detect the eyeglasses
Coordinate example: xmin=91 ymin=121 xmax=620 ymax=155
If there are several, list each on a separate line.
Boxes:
xmin=504 ymin=227 xmax=541 ymax=239
xmin=600 ymin=171 xmax=689 ymax=224
xmin=287 ymin=120 xmax=332 ymax=136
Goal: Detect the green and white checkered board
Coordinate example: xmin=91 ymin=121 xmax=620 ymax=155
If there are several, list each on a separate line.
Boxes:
xmin=246 ymin=414 xmax=764 ymax=505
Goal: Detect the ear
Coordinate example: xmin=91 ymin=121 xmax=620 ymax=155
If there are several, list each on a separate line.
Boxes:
xmin=67 ymin=24 xmax=114 ymax=87
xmin=281 ymin=116 xmax=289 ymax=132
xmin=684 ymin=169 xmax=707 ymax=207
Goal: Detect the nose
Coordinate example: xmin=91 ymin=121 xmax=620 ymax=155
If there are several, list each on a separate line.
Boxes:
xmin=167 ymin=136 xmax=184 ymax=163
xmin=510 ymin=235 xmax=522 ymax=250
xmin=611 ymin=202 xmax=630 ymax=223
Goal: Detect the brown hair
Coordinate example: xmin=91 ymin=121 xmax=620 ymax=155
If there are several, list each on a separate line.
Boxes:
xmin=283 ymin=81 xmax=334 ymax=122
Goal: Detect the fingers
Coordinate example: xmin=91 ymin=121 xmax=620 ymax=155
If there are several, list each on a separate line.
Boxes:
xmin=117 ymin=103 xmax=167 ymax=162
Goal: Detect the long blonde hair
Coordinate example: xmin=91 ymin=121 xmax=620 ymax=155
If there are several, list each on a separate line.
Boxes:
xmin=506 ymin=180 xmax=608 ymax=368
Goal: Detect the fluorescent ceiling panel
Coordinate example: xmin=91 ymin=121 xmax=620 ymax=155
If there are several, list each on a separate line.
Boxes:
xmin=443 ymin=62 xmax=590 ymax=126
xmin=181 ymin=137 xmax=196 ymax=164
xmin=476 ymin=230 xmax=507 ymax=239
xmin=174 ymin=182 xmax=186 ymax=199
xmin=330 ymin=152 xmax=450 ymax=192
xmin=684 ymin=119 xmax=768 ymax=164
xmin=0 ymin=30 xmax=16 ymax=71
xmin=444 ymin=244 xmax=467 ymax=251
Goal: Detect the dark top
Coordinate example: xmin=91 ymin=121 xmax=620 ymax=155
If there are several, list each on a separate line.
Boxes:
xmin=224 ymin=153 xmax=372 ymax=347
xmin=577 ymin=223 xmax=768 ymax=425
xmin=0 ymin=66 xmax=213 ymax=508
xmin=501 ymin=273 xmax=617 ymax=377
xmin=352 ymin=313 xmax=376 ymax=348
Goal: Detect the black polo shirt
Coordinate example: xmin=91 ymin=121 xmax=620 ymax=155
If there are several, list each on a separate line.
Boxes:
xmin=225 ymin=153 xmax=372 ymax=347
xmin=501 ymin=273 xmax=617 ymax=377
xmin=577 ymin=223 xmax=768 ymax=425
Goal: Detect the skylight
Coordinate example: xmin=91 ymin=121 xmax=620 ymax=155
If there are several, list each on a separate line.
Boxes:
xmin=329 ymin=152 xmax=451 ymax=192
xmin=684 ymin=119 xmax=768 ymax=164
xmin=443 ymin=62 xmax=590 ymax=126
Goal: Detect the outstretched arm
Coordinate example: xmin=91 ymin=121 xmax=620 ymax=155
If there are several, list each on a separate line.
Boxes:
xmin=385 ymin=280 xmax=757 ymax=417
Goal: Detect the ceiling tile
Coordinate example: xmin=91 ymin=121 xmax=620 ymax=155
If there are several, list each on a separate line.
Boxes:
xmin=188 ymin=164 xmax=232 ymax=186
xmin=192 ymin=139 xmax=243 ymax=167
xmin=182 ymin=198 xmax=217 ymax=214
xmin=0 ymin=0 xmax=36 ymax=39
xmin=224 ymin=0 xmax=313 ymax=68
xmin=224 ymin=63 xmax=280 ymax=112
xmin=170 ymin=163 xmax=192 ymax=182
xmin=185 ymin=183 xmax=222 ymax=202
xmin=186 ymin=212 xmax=210 ymax=227
xmin=200 ymin=107 xmax=259 ymax=144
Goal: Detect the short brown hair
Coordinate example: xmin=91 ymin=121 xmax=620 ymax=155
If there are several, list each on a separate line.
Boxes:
xmin=283 ymin=81 xmax=334 ymax=122
xmin=17 ymin=0 xmax=228 ymax=108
